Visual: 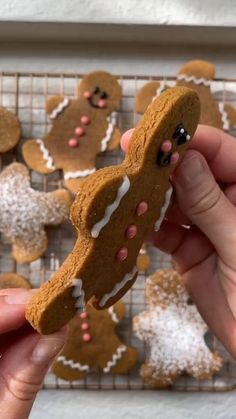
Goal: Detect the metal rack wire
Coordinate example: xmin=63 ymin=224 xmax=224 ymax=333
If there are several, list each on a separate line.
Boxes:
xmin=0 ymin=71 xmax=236 ymax=391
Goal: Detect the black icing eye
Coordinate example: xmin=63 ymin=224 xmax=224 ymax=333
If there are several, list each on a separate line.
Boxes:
xmin=173 ymin=124 xmax=190 ymax=146
xmin=93 ymin=86 xmax=100 ymax=94
xmin=100 ymin=91 xmax=108 ymax=99
xmin=156 ymin=150 xmax=172 ymax=167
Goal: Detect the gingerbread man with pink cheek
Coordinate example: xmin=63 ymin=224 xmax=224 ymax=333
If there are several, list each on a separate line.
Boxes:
xmin=22 ymin=71 xmax=121 ymax=193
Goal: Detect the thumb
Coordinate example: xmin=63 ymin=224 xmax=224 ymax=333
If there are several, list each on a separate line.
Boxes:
xmin=1 ymin=326 xmax=66 ymax=419
xmin=173 ymin=150 xmax=236 ymax=267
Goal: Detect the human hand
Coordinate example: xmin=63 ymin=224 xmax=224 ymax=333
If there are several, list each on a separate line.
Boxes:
xmin=121 ymin=125 xmax=236 ymax=358
xmin=0 ymin=288 xmax=67 ymax=419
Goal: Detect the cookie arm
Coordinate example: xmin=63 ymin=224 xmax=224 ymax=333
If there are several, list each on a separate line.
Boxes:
xmin=41 ymin=189 xmax=71 ymax=225
xmin=134 ymin=81 xmax=165 ymax=114
xmin=133 ymin=312 xmax=152 ymax=341
xmin=22 ymin=139 xmax=56 ymax=174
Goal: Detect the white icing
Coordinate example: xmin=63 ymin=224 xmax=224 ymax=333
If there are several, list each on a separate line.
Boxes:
xmin=36 ymin=139 xmax=55 ymax=170
xmin=177 ymin=74 xmax=211 ymax=87
xmin=100 ymin=112 xmax=117 ymax=152
xmin=72 ymin=278 xmax=85 ymax=313
xmin=108 ymin=306 xmax=119 ymax=323
xmin=91 ymin=175 xmax=130 ymax=239
xmin=103 ymin=345 xmax=127 ymax=373
xmin=64 ymin=167 xmax=96 ymax=180
xmin=218 ymin=102 xmax=230 ymax=131
xmin=152 ymin=80 xmax=166 ymax=102
xmin=56 ymin=355 xmax=90 ymax=372
xmin=99 ymin=266 xmax=137 ymax=308
xmin=154 ymin=186 xmax=173 ymax=232
xmin=49 ymin=97 xmax=70 ymax=120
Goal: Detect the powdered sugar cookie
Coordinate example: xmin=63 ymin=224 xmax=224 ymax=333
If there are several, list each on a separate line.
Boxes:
xmin=0 ymin=162 xmax=71 ymax=263
xmin=22 ymin=71 xmax=121 ymax=193
xmin=52 ymin=300 xmax=136 ymax=381
xmin=26 ymin=86 xmax=200 ymax=334
xmin=133 ymin=269 xmax=222 ymax=388
xmin=0 ymin=106 xmax=21 ymax=153
xmin=0 ymin=272 xmax=30 ymax=289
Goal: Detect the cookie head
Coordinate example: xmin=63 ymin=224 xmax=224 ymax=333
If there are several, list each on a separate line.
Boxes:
xmin=0 ymin=106 xmax=21 ymax=153
xmin=78 ymin=71 xmax=121 ymax=113
xmin=146 ymin=269 xmax=188 ymax=308
xmin=177 ymin=60 xmax=215 ymax=82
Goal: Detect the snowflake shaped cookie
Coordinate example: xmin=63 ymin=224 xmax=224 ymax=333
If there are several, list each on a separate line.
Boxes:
xmin=0 ymin=163 xmax=71 ymax=263
xmin=133 ymin=269 xmax=222 ymax=388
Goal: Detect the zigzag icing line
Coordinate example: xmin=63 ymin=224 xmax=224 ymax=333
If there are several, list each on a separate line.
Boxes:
xmin=64 ymin=167 xmax=96 ymax=180
xmin=108 ymin=306 xmax=119 ymax=323
xmin=152 ymin=80 xmax=166 ymax=102
xmin=154 ymin=186 xmax=173 ymax=231
xmin=99 ymin=266 xmax=137 ymax=308
xmin=56 ymin=355 xmax=89 ymax=371
xmin=72 ymin=278 xmax=85 ymax=313
xmin=100 ymin=112 xmax=117 ymax=152
xmin=36 ymin=139 xmax=55 ymax=170
xmin=103 ymin=345 xmax=127 ymax=373
xmin=218 ymin=102 xmax=230 ymax=131
xmin=49 ymin=98 xmax=70 ymax=120
xmin=177 ymin=74 xmax=211 ymax=87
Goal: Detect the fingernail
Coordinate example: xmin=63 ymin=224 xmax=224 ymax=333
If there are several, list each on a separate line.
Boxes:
xmin=5 ymin=289 xmax=35 ymax=305
xmin=31 ymin=331 xmax=66 ymax=365
xmin=173 ymin=152 xmax=204 ymax=189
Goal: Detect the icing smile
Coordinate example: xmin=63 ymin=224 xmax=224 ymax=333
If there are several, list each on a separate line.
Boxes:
xmin=83 ymin=86 xmax=108 ymax=109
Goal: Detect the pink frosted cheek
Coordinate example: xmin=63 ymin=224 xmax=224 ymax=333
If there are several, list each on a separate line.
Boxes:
xmin=83 ymin=91 xmax=92 ymax=99
xmin=116 ymin=247 xmax=128 ymax=262
xmin=98 ymin=99 xmax=107 ymax=108
xmin=161 ymin=140 xmax=172 ymax=152
xmin=170 ymin=152 xmax=179 ymax=165
xmin=136 ymin=202 xmax=148 ymax=216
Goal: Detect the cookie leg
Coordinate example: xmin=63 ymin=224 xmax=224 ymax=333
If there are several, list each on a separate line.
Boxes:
xmin=187 ymin=351 xmax=222 ymax=381
xmin=52 ymin=358 xmax=87 ymax=381
xmin=12 ymin=230 xmax=48 ymax=264
xmin=22 ymin=139 xmax=55 ymax=174
xmin=106 ymin=127 xmax=121 ymax=151
xmin=140 ymin=362 xmax=179 ymax=388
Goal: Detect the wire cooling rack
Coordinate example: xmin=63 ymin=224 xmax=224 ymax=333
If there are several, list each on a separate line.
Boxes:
xmin=0 ymin=71 xmax=236 ymax=391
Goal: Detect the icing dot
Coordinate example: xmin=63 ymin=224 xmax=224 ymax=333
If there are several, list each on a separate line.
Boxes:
xmin=83 ymin=91 xmax=92 ymax=98
xmin=75 ymin=127 xmax=84 ymax=137
xmin=170 ymin=152 xmax=179 ymax=165
xmin=161 ymin=140 xmax=172 ymax=153
xmin=126 ymin=224 xmax=137 ymax=239
xmin=68 ymin=138 xmax=78 ymax=148
xmin=116 ymin=247 xmax=128 ymax=262
xmin=136 ymin=201 xmax=148 ymax=216
xmin=81 ymin=115 xmax=91 ymax=125
xmin=80 ymin=311 xmax=88 ymax=319
xmin=186 ymin=134 xmax=191 ymax=141
xmin=98 ymin=99 xmax=106 ymax=108
xmin=81 ymin=322 xmax=89 ymax=331
xmin=83 ymin=333 xmax=91 ymax=342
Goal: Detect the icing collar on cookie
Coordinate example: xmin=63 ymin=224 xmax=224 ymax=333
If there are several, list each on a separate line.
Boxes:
xmin=177 ymin=74 xmax=211 ymax=87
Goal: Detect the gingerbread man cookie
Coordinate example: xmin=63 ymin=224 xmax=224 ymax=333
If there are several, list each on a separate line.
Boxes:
xmin=52 ymin=300 xmax=136 ymax=381
xmin=22 ymin=71 xmax=121 ymax=193
xmin=26 ymin=86 xmax=200 ymax=334
xmin=0 ymin=106 xmax=21 ymax=153
xmin=0 ymin=272 xmax=30 ymax=289
xmin=0 ymin=163 xmax=71 ymax=263
xmin=133 ymin=269 xmax=222 ymax=388
xmin=135 ymin=60 xmax=236 ymax=131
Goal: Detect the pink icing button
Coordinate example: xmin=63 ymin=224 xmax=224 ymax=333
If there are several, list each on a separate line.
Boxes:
xmin=98 ymin=99 xmax=106 ymax=108
xmin=83 ymin=333 xmax=91 ymax=342
xmin=75 ymin=127 xmax=84 ymax=137
xmin=83 ymin=91 xmax=92 ymax=98
xmin=81 ymin=115 xmax=91 ymax=125
xmin=81 ymin=322 xmax=89 ymax=331
xmin=136 ymin=201 xmax=148 ymax=216
xmin=161 ymin=140 xmax=172 ymax=153
xmin=68 ymin=138 xmax=78 ymax=148
xmin=170 ymin=151 xmax=180 ymax=165
xmin=126 ymin=224 xmax=137 ymax=239
xmin=116 ymin=247 xmax=128 ymax=262
xmin=80 ymin=311 xmax=88 ymax=319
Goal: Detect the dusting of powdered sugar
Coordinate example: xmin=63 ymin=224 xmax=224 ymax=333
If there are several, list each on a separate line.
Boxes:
xmin=133 ymin=271 xmax=222 ymax=380
xmin=0 ymin=165 xmax=69 ymax=251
